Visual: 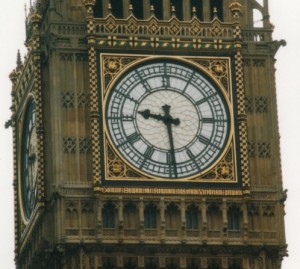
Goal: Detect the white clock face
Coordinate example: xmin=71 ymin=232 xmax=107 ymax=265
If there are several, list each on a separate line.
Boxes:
xmin=105 ymin=60 xmax=231 ymax=179
xmin=21 ymin=98 xmax=38 ymax=219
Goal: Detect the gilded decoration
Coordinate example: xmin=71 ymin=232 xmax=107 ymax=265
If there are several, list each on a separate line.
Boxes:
xmin=100 ymin=54 xmax=239 ymax=185
xmin=94 ymin=14 xmax=235 ymax=51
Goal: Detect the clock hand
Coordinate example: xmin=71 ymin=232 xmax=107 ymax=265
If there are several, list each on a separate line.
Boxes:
xmin=138 ymin=109 xmax=164 ymax=121
xmin=138 ymin=105 xmax=180 ymax=178
xmin=161 ymin=105 xmax=178 ymax=178
xmin=138 ymin=106 xmax=180 ymax=126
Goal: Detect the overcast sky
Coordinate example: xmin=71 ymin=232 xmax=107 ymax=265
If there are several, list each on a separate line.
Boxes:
xmin=0 ymin=1 xmax=299 ymax=268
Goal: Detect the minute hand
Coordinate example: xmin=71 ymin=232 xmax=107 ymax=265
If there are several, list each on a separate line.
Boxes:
xmin=138 ymin=105 xmax=180 ymax=178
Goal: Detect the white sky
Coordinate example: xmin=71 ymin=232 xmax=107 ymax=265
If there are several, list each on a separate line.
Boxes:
xmin=0 ymin=1 xmax=299 ymax=268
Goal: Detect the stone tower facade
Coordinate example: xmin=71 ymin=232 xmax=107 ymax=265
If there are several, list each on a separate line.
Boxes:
xmin=10 ymin=0 xmax=287 ymax=268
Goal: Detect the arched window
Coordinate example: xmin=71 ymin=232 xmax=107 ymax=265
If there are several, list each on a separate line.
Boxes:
xmin=227 ymin=205 xmax=241 ymax=231
xmin=210 ymin=0 xmax=223 ymax=21
xmin=208 ymin=261 xmax=221 ymax=269
xmin=191 ymin=0 xmax=203 ymax=20
xmin=186 ymin=204 xmax=199 ymax=230
xmin=102 ymin=260 xmax=115 ymax=269
xmin=145 ymin=261 xmax=158 ymax=269
xmin=102 ymin=202 xmax=116 ymax=228
xmin=124 ymin=202 xmax=138 ymax=229
xmin=187 ymin=261 xmax=199 ymax=269
xmin=150 ymin=0 xmax=163 ymax=20
xmin=93 ymin=0 xmax=103 ymax=17
xmin=229 ymin=263 xmax=241 ymax=269
xmin=172 ymin=0 xmax=183 ymax=20
xmin=166 ymin=261 xmax=178 ymax=269
xmin=111 ymin=0 xmax=123 ymax=18
xmin=207 ymin=204 xmax=222 ymax=233
xmin=144 ymin=204 xmax=157 ymax=229
xmin=165 ymin=203 xmax=180 ymax=230
xmin=124 ymin=260 xmax=137 ymax=269
xmin=130 ymin=0 xmax=144 ymax=19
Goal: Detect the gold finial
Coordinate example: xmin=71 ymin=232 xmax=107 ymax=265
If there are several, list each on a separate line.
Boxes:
xmin=108 ymin=3 xmax=112 ymax=14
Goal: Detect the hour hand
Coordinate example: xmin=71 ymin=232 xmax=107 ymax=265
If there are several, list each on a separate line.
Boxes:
xmin=138 ymin=109 xmax=164 ymax=121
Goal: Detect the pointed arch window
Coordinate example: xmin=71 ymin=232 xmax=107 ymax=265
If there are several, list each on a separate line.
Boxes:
xmin=229 ymin=263 xmax=241 ymax=269
xmin=111 ymin=0 xmax=123 ymax=18
xmin=102 ymin=260 xmax=115 ymax=269
xmin=208 ymin=261 xmax=221 ymax=269
xmin=210 ymin=0 xmax=223 ymax=21
xmin=186 ymin=204 xmax=199 ymax=230
xmin=144 ymin=204 xmax=158 ymax=229
xmin=187 ymin=261 xmax=199 ymax=269
xmin=165 ymin=203 xmax=180 ymax=230
xmin=102 ymin=202 xmax=116 ymax=228
xmin=124 ymin=202 xmax=138 ymax=229
xmin=207 ymin=204 xmax=222 ymax=233
xmin=130 ymin=0 xmax=144 ymax=19
xmin=191 ymin=0 xmax=203 ymax=20
xmin=124 ymin=260 xmax=137 ymax=269
xmin=227 ymin=205 xmax=241 ymax=231
xmin=150 ymin=0 xmax=163 ymax=20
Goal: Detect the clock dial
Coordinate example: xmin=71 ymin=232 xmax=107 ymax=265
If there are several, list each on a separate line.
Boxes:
xmin=105 ymin=60 xmax=231 ymax=179
xmin=21 ymin=99 xmax=38 ymax=219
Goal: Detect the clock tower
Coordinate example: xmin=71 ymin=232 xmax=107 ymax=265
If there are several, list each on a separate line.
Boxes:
xmin=10 ymin=0 xmax=287 ymax=268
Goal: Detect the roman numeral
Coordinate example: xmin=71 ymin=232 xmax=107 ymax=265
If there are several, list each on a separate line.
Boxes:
xmin=162 ymin=76 xmax=170 ymax=88
xmin=198 ymin=135 xmax=210 ymax=145
xmin=126 ymin=132 xmax=140 ymax=144
xmin=195 ymin=92 xmax=218 ymax=106
xmin=201 ymin=117 xmax=214 ymax=123
xmin=144 ymin=146 xmax=154 ymax=159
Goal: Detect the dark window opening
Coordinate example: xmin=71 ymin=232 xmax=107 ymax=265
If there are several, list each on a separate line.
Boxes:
xmin=165 ymin=203 xmax=180 ymax=230
xmin=103 ymin=260 xmax=115 ymax=269
xmin=102 ymin=202 xmax=116 ymax=228
xmin=144 ymin=204 xmax=157 ymax=229
xmin=191 ymin=0 xmax=203 ymax=20
xmin=227 ymin=206 xmax=241 ymax=231
xmin=229 ymin=263 xmax=241 ymax=269
xmin=210 ymin=0 xmax=223 ymax=21
xmin=130 ymin=0 xmax=144 ymax=19
xmin=207 ymin=204 xmax=222 ymax=231
xmin=172 ymin=0 xmax=183 ymax=20
xmin=124 ymin=260 xmax=137 ymax=269
xmin=150 ymin=0 xmax=163 ymax=20
xmin=93 ymin=0 xmax=103 ymax=17
xmin=187 ymin=262 xmax=199 ymax=269
xmin=145 ymin=262 xmax=158 ymax=269
xmin=186 ymin=205 xmax=199 ymax=229
xmin=111 ymin=0 xmax=123 ymax=18
xmin=124 ymin=202 xmax=138 ymax=229
xmin=208 ymin=263 xmax=221 ymax=269
xmin=166 ymin=262 xmax=178 ymax=269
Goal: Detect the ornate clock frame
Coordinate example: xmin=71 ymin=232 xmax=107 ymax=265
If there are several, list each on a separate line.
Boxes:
xmin=94 ymin=53 xmax=246 ymax=195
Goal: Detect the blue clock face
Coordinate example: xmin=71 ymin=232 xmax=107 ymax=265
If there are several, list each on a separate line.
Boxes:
xmin=105 ymin=60 xmax=231 ymax=179
xmin=21 ymin=99 xmax=38 ymax=219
